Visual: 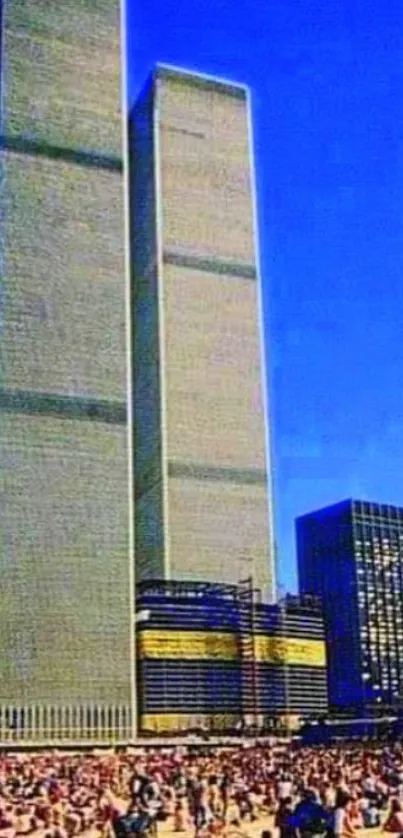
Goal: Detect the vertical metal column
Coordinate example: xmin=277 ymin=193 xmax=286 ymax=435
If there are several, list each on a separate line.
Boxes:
xmin=237 ymin=577 xmax=259 ymax=731
xmin=277 ymin=586 xmax=290 ymax=729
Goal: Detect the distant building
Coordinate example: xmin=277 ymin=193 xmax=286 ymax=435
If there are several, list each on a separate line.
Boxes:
xmin=297 ymin=499 xmax=403 ymax=712
xmin=130 ymin=66 xmax=276 ymax=602
xmin=136 ymin=580 xmax=328 ymax=733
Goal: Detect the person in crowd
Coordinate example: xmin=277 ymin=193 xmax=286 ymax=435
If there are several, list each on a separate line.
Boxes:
xmin=219 ymin=771 xmax=232 ymax=823
xmin=193 ymin=777 xmax=213 ymax=838
xmin=291 ymin=789 xmax=330 ymax=838
xmin=275 ymin=796 xmax=295 ymax=838
xmin=278 ymin=777 xmax=293 ymax=803
xmin=346 ymin=796 xmax=362 ymax=830
xmin=333 ymin=791 xmax=357 ymax=838
xmin=383 ymin=798 xmax=403 ymax=835
xmin=173 ymin=797 xmax=189 ymax=833
xmin=364 ymin=798 xmax=381 ymax=829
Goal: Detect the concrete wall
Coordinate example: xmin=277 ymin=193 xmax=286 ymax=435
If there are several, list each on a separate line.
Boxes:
xmin=157 ymin=71 xmax=255 ymax=263
xmin=2 ymin=153 xmax=126 ymax=399
xmin=164 ymin=264 xmax=266 ymax=468
xmin=1 ymin=414 xmax=130 ymax=706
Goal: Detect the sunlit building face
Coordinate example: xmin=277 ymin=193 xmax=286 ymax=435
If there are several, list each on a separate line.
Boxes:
xmin=354 ymin=512 xmax=403 ymax=705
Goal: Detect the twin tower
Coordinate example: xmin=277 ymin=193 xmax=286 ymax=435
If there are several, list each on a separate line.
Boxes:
xmin=0 ymin=0 xmax=275 ymax=740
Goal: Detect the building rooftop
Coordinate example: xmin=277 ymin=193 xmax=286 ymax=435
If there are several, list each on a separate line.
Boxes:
xmin=297 ymin=498 xmax=403 ymax=522
xmin=154 ymin=63 xmax=248 ymax=100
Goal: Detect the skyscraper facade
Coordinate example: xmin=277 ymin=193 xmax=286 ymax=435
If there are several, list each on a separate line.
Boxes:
xmin=0 ymin=0 xmax=133 ymax=741
xmin=131 ymin=67 xmax=275 ymax=602
xmin=297 ymin=499 xmax=403 ymax=712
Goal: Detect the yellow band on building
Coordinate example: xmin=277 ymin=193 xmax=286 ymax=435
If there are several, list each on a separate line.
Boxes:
xmin=254 ymin=635 xmax=326 ymax=666
xmin=138 ymin=630 xmax=326 ymax=666
xmin=138 ymin=630 xmax=239 ymax=660
xmin=140 ymin=713 xmax=241 ymax=733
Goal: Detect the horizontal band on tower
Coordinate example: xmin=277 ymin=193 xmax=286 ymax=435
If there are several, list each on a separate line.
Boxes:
xmin=163 ymin=247 xmax=257 ymax=279
xmin=168 ymin=461 xmax=267 ymax=485
xmin=1 ymin=135 xmax=123 ymax=172
xmin=0 ymin=389 xmax=127 ymax=423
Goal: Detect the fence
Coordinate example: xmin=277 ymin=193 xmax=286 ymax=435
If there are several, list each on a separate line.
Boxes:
xmin=0 ymin=704 xmax=132 ymax=744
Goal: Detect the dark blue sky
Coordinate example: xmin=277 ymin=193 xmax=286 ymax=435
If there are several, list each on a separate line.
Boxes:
xmin=129 ymin=0 xmax=403 ymax=592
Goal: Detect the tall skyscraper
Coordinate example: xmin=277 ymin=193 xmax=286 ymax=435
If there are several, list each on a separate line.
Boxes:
xmin=131 ymin=66 xmax=275 ymax=602
xmin=1 ymin=18 xmax=275 ymax=741
xmin=0 ymin=0 xmax=133 ymax=741
xmin=297 ymin=499 xmax=403 ymax=712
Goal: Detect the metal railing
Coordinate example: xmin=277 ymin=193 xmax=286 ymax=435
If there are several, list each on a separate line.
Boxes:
xmin=0 ymin=703 xmax=132 ymax=744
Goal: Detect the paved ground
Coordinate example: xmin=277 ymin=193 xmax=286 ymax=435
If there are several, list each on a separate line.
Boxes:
xmin=159 ymin=816 xmax=273 ymax=838
xmin=159 ymin=815 xmax=384 ymax=838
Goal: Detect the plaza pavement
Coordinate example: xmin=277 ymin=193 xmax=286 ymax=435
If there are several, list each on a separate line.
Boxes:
xmin=159 ymin=815 xmax=384 ymax=838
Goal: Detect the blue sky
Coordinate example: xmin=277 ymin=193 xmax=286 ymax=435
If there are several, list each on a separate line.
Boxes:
xmin=129 ymin=0 xmax=403 ymax=592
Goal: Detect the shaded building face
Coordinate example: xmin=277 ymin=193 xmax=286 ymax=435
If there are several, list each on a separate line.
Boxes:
xmin=131 ymin=68 xmax=275 ymax=602
xmin=297 ymin=499 xmax=403 ymax=712
xmin=0 ymin=0 xmax=132 ymax=740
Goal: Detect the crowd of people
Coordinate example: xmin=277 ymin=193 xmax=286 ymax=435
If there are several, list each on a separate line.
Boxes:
xmin=1 ymin=742 xmax=403 ymax=838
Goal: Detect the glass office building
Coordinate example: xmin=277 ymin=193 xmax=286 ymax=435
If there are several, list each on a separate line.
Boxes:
xmin=297 ymin=499 xmax=403 ymax=712
xmin=136 ymin=580 xmax=327 ymax=733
